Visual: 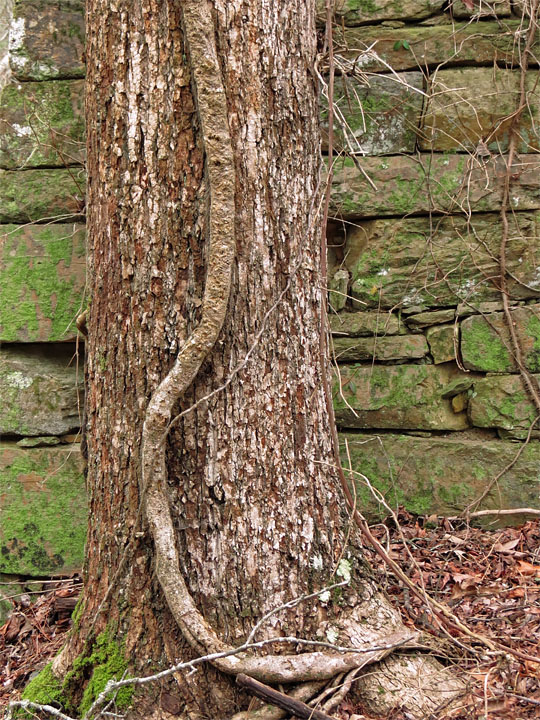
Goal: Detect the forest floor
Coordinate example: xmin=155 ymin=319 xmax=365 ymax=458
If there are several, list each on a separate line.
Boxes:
xmin=1 ymin=514 xmax=539 ymax=719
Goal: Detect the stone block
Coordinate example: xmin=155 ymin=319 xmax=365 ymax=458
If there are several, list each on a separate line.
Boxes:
xmin=333 ymin=334 xmax=428 ymax=362
xmin=421 ymin=68 xmax=540 ymax=153
xmin=462 ymin=304 xmax=540 ymax=372
xmin=329 ymin=154 xmax=540 ymax=219
xmin=9 ymin=0 xmax=85 ymax=81
xmin=321 ymin=73 xmax=423 ymax=155
xmin=469 ymin=374 xmax=539 ymax=437
xmin=340 ymin=432 xmax=540 ymax=522
xmin=335 ymin=212 xmax=540 ymax=310
xmin=449 ymin=0 xmax=511 ymax=17
xmin=426 ymin=324 xmax=457 ymax=364
xmin=0 ymin=168 xmax=85 ymax=222
xmin=0 ymin=80 xmax=85 ymax=168
xmin=330 ymin=310 xmax=404 ymax=336
xmin=0 ymin=344 xmax=82 ymax=437
xmin=0 ymin=444 xmax=86 ymax=575
xmin=456 ymin=300 xmax=505 ymax=317
xmin=317 ymin=0 xmax=444 ymax=26
xmin=0 ymin=223 xmax=86 ymax=342
xmin=333 ymin=362 xmax=471 ymax=430
xmin=406 ymin=309 xmax=455 ymax=328
xmin=335 ymin=21 xmax=524 ymax=73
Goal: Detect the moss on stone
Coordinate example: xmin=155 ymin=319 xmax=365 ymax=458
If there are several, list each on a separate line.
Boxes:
xmin=461 ymin=318 xmax=512 ymax=372
xmin=0 ymin=446 xmax=86 ymax=575
xmin=0 ymin=80 xmax=85 ymax=168
xmin=0 ymin=169 xmax=84 ymax=223
xmin=526 ymin=313 xmax=540 ymax=371
xmin=0 ymin=224 xmax=86 ymax=341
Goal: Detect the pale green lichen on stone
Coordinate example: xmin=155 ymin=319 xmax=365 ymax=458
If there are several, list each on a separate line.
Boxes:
xmin=10 ymin=0 xmax=85 ymax=81
xmin=0 ymin=79 xmax=85 ymax=168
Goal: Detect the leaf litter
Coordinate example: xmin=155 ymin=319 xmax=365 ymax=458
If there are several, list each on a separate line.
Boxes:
xmin=0 ymin=517 xmax=539 ymax=719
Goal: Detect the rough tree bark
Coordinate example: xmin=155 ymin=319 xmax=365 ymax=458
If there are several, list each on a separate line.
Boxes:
xmin=48 ymin=1 xmax=461 ymax=718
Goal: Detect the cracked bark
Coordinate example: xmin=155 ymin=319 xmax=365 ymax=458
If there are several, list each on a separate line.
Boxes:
xmin=56 ymin=1 xmax=461 ymax=717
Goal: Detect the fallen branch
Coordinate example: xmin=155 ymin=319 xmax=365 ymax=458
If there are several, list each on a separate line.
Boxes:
xmin=236 ymin=674 xmax=335 ymax=720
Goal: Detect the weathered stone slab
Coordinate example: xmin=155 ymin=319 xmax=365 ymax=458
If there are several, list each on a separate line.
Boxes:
xmin=462 ymin=304 xmax=540 ymax=372
xmin=0 ymin=80 xmax=85 ymax=168
xmin=329 ymin=154 xmax=540 ymax=219
xmin=0 ymin=444 xmax=86 ymax=575
xmin=336 ymin=212 xmax=540 ymax=310
xmin=321 ymin=73 xmax=423 ymax=155
xmin=335 ymin=21 xmax=525 ymax=73
xmin=0 ymin=224 xmax=86 ymax=342
xmin=426 ymin=324 xmax=457 ymax=364
xmin=333 ymin=363 xmax=471 ymax=430
xmin=9 ymin=0 xmax=85 ymax=81
xmin=469 ymin=374 xmax=539 ymax=437
xmin=317 ymin=0 xmax=444 ymax=26
xmin=456 ymin=300 xmax=505 ymax=317
xmin=340 ymin=432 xmax=540 ymax=522
xmin=0 ymin=168 xmax=85 ymax=222
xmin=0 ymin=345 xmax=82 ymax=437
xmin=421 ymin=68 xmax=540 ymax=153
xmin=449 ymin=0 xmax=511 ymax=18
xmin=330 ymin=310 xmax=404 ymax=336
xmin=333 ymin=334 xmax=428 ymax=362
xmin=406 ymin=309 xmax=455 ymax=328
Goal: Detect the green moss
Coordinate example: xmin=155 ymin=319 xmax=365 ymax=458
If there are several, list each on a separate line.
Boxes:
xmin=22 ymin=663 xmax=63 ymax=710
xmin=387 ymin=176 xmax=422 ymax=216
xmin=0 ymin=224 xmax=86 ymax=341
xmin=527 ymin=313 xmax=540 ymax=371
xmin=65 ymin=631 xmax=133 ymax=716
xmin=438 ymin=482 xmax=474 ymax=508
xmin=21 ymin=632 xmax=132 ymax=717
xmin=0 ymin=169 xmax=84 ymax=224
xmin=462 ymin=319 xmax=512 ymax=372
xmin=0 ymin=447 xmax=86 ymax=575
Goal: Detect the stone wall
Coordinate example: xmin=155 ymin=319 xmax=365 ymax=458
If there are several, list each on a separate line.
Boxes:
xmin=1 ymin=0 xmax=539 ymax=615
xmin=0 ymin=0 xmax=86 ymax=619
xmin=324 ymin=0 xmax=540 ymax=521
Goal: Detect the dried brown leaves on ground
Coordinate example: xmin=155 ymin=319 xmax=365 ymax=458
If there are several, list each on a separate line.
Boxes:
xmin=0 ymin=578 xmax=80 ymax=710
xmin=355 ymin=512 xmax=540 ymax=720
xmin=1 ymin=521 xmax=539 ymax=719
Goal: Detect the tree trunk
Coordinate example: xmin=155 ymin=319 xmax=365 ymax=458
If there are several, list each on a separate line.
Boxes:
xmin=50 ymin=1 xmax=460 ymax=718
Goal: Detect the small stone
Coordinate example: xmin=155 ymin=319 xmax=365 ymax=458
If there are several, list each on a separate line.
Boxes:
xmin=0 ymin=345 xmax=82 ymax=436
xmin=16 ymin=436 xmax=61 ymax=447
xmin=61 ymin=433 xmax=82 ymax=444
xmin=452 ymin=393 xmax=468 ymax=413
xmin=421 ymin=68 xmax=539 ymax=153
xmin=469 ymin=374 xmax=540 ymax=436
xmin=426 ymin=324 xmax=456 ymax=364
